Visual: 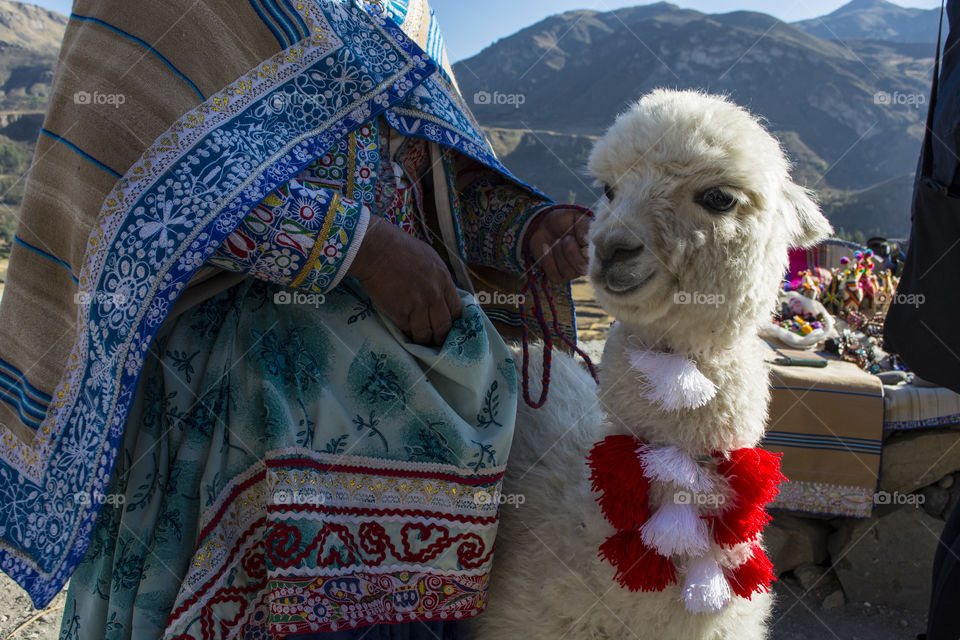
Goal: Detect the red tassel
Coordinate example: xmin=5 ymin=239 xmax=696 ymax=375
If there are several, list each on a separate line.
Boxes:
xmin=598 ymin=530 xmax=677 ymax=592
xmin=587 ymin=435 xmax=647 ymax=487
xmin=725 ymin=543 xmax=776 ymax=599
xmin=716 ymin=448 xmax=786 ymax=507
xmin=712 ymin=447 xmax=785 ymax=546
xmin=712 ymin=502 xmax=772 ymax=546
xmin=593 ymin=475 xmax=651 ymax=530
xmin=587 ymin=436 xmax=651 ymax=529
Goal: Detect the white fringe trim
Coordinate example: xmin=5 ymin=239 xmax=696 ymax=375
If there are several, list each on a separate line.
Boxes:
xmin=640 ymin=501 xmax=710 ymax=557
xmin=639 ymin=445 xmax=715 ymax=493
xmin=682 ymin=555 xmax=732 ymax=614
xmin=627 ymin=348 xmax=718 ymax=412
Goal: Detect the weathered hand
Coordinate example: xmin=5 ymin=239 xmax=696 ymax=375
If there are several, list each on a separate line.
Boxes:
xmin=348 ymin=216 xmax=462 ymax=347
xmin=526 ymin=207 xmax=592 ymax=283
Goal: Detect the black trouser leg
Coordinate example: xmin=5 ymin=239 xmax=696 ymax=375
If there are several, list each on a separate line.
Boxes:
xmin=926 ymin=500 xmax=960 ymax=640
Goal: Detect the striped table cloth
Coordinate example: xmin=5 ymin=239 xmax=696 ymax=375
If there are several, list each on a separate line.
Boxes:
xmin=762 ymin=346 xmax=884 ymax=518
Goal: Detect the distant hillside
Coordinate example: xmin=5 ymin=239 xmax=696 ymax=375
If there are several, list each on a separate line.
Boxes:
xmin=0 ymin=0 xmax=937 ymax=254
xmin=0 ymin=41 xmax=55 ymax=111
xmin=485 ymin=128 xmax=600 ymax=204
xmin=0 ymin=0 xmax=65 ymax=54
xmin=0 ymin=1 xmax=63 ymax=258
xmin=793 ymin=0 xmax=941 ymax=43
xmin=821 ymin=173 xmax=916 ymax=239
xmin=458 ymin=2 xmax=934 ymax=236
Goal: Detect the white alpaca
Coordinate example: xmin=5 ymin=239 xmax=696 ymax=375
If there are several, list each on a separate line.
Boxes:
xmin=474 ymin=90 xmax=832 ymax=640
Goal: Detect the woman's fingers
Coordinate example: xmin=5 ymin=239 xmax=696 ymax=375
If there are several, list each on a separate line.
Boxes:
xmin=537 ymin=242 xmax=562 ymax=283
xmin=529 ymin=209 xmax=594 ymax=283
xmin=444 ymin=279 xmax=463 ymax=321
xmin=408 ymin=307 xmax=433 ymax=346
xmin=574 ymin=213 xmax=591 ymax=247
xmin=429 ymin=298 xmax=453 ymax=347
xmin=558 ymin=234 xmax=588 ymax=279
xmin=539 ymin=236 xmax=587 ymax=283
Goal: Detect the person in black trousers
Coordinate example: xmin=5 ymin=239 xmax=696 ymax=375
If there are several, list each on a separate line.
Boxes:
xmin=892 ymin=2 xmax=960 ymax=639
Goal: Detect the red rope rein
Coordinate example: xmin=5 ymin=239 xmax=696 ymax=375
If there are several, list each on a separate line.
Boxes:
xmin=519 ymin=208 xmax=599 ymax=409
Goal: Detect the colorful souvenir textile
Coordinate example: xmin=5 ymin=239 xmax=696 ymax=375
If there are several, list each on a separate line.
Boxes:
xmin=0 ymin=0 xmax=579 ymax=611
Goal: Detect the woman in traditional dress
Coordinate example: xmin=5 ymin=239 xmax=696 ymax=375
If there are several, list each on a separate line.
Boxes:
xmin=0 ymin=1 xmax=592 ymax=638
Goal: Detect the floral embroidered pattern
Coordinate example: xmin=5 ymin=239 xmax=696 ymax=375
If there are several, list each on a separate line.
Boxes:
xmin=209 ymin=181 xmax=368 ymax=294
xmin=0 ymin=2 xmax=436 ymax=606
xmin=771 ymin=478 xmax=875 ymax=518
xmin=3 ymin=0 xmax=549 ymax=611
xmin=59 ymin=278 xmax=515 ymax=638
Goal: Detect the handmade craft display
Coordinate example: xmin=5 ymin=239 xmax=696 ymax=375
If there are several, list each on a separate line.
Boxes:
xmin=763 ymin=292 xmax=834 ymax=349
xmin=798 ymin=270 xmax=821 ymax=301
xmin=809 ymin=250 xmax=901 ymax=319
xmin=776 ymin=245 xmax=909 ymax=372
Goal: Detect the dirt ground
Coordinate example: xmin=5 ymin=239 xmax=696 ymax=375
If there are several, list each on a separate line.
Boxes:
xmin=0 ymin=577 xmax=65 ymax=640
xmin=0 ymin=570 xmax=928 ymax=639
xmin=772 ymin=574 xmax=927 ymax=640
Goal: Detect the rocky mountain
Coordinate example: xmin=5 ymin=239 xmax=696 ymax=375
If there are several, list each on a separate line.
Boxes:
xmin=0 ymin=0 xmax=938 ymax=245
xmin=794 ymin=0 xmax=941 ymax=44
xmin=0 ymin=0 xmax=63 ymax=112
xmin=0 ymin=1 xmax=64 ymax=258
xmin=0 ymin=0 xmax=65 ymax=54
xmin=0 ymin=41 xmax=56 ymax=111
xmin=455 ymin=2 xmax=935 ymax=236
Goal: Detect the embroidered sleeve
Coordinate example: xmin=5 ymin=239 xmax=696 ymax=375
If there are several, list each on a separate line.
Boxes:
xmin=453 ymin=156 xmax=554 ymax=275
xmin=208 ymin=178 xmax=369 ymax=294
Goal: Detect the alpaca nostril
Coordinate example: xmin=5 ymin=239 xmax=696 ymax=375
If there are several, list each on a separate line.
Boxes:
xmin=600 ymin=244 xmax=645 ymax=265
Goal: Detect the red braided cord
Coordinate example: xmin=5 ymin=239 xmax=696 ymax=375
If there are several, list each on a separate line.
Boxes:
xmin=519 ymin=271 xmax=554 ymax=408
xmin=537 ymin=266 xmax=599 ymax=382
xmin=519 ymin=206 xmax=599 ymax=408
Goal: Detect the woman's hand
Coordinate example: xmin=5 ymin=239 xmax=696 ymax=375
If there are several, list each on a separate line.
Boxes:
xmin=527 ymin=207 xmax=592 ymax=283
xmin=348 ymin=217 xmax=463 ymax=347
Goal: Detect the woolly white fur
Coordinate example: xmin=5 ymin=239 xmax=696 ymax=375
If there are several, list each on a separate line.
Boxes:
xmin=473 ymin=90 xmax=832 ymax=640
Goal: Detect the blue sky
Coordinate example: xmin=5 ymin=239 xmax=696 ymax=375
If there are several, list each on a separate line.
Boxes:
xmin=23 ymin=0 xmax=944 ymax=61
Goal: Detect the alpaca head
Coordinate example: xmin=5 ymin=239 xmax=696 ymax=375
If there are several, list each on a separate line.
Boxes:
xmin=588 ymin=89 xmax=833 ymax=353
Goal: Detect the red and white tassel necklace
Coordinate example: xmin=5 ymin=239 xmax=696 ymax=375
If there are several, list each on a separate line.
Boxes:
xmin=587 ymin=347 xmax=785 ymax=614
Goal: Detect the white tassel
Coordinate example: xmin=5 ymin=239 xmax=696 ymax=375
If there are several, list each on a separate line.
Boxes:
xmin=683 ymin=555 xmax=731 ymax=614
xmin=640 ymin=501 xmax=710 ymax=557
xmin=639 ymin=445 xmax=715 ymax=493
xmin=627 ymin=348 xmax=718 ymax=412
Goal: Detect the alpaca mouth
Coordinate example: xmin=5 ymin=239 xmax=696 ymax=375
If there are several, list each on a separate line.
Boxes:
xmin=602 ymin=271 xmax=656 ymax=296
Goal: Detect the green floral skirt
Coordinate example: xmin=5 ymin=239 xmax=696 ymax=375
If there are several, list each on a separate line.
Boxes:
xmin=59 ymin=277 xmax=517 ymax=639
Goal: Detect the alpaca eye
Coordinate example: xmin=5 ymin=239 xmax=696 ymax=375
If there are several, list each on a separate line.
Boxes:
xmin=604 ymin=184 xmax=616 ymax=201
xmin=698 ymin=188 xmax=737 ymax=213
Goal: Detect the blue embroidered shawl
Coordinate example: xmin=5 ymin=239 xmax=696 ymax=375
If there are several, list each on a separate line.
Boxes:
xmin=0 ymin=0 xmax=557 ymax=607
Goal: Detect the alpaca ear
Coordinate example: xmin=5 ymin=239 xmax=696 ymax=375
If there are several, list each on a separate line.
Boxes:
xmin=780 ymin=182 xmax=833 ymax=248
